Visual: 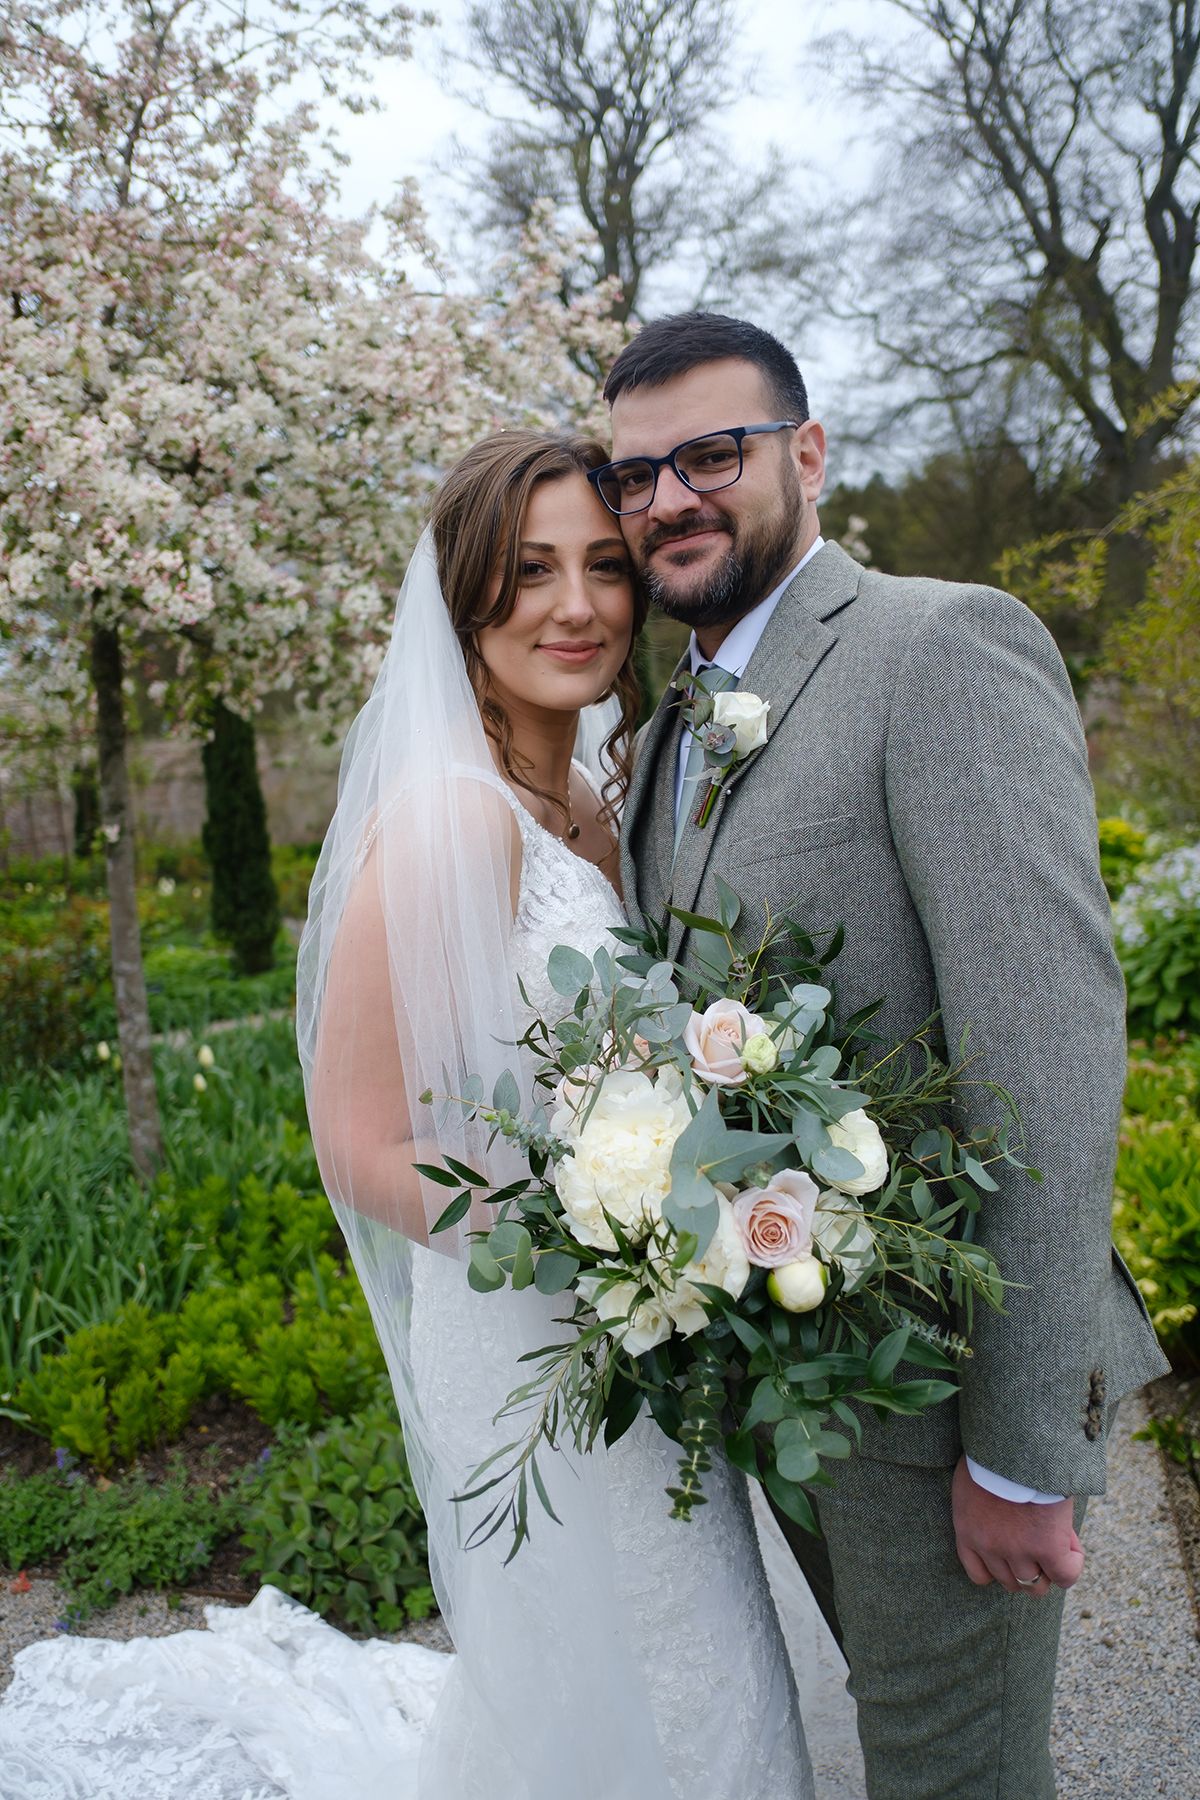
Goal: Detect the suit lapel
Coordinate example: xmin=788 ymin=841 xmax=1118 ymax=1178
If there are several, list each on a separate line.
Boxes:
xmin=621 ymin=649 xmax=688 ymax=925
xmin=666 ymin=541 xmax=863 ymax=958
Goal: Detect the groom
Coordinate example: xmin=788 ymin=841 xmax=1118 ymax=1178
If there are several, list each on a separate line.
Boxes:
xmin=603 ymin=313 xmax=1168 ymax=1798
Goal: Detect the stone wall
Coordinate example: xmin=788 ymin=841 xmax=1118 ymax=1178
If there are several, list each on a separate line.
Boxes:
xmin=2 ymin=728 xmax=343 ymax=863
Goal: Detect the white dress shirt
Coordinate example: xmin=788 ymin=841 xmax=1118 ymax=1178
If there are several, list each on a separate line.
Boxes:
xmin=671 ymin=535 xmax=1063 ymax=1507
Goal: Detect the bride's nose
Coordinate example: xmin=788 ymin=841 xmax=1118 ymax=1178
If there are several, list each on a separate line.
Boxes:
xmin=550 ymin=566 xmax=597 ymax=625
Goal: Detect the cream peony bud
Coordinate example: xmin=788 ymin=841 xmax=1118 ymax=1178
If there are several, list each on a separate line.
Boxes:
xmin=196 ymin=1044 xmax=215 ymax=1070
xmin=740 ymin=1032 xmax=778 ymax=1075
xmin=767 ymin=1257 xmax=829 ymax=1313
xmin=193 ymin=1073 xmax=208 ymax=1094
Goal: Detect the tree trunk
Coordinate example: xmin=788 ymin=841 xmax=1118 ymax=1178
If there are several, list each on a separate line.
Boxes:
xmin=89 ymin=619 xmax=162 ymax=1179
xmin=201 ymin=699 xmax=281 ymax=975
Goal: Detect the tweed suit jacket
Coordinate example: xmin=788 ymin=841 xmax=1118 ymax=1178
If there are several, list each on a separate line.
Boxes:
xmin=620 ymin=539 xmax=1168 ymax=1496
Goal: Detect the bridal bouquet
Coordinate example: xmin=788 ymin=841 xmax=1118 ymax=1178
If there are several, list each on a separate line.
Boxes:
xmin=419 ymin=883 xmax=1028 ymax=1559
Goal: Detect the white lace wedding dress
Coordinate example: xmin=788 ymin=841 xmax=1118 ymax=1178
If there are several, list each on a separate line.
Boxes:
xmin=0 ymin=774 xmax=815 ymax=1800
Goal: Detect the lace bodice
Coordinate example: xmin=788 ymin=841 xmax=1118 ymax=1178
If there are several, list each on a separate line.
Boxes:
xmin=504 ymin=764 xmax=625 ymax=1021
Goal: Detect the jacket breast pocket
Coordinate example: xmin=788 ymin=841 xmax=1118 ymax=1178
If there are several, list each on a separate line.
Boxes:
xmin=738 ymin=814 xmax=857 ymax=866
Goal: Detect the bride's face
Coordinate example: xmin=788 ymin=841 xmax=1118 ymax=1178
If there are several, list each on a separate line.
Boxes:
xmin=476 ymin=473 xmax=635 ymax=716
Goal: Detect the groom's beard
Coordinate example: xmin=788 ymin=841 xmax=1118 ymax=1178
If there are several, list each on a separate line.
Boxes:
xmin=636 ymin=467 xmax=804 ymax=630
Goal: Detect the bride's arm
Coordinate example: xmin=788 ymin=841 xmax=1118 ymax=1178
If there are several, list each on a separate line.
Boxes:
xmin=308 ymin=792 xmax=522 ymax=1246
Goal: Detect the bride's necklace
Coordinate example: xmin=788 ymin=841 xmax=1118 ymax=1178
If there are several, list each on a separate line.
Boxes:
xmin=561 ymin=778 xmax=581 ymax=842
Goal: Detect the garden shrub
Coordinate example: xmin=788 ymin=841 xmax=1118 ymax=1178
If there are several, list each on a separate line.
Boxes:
xmin=242 ymin=1405 xmax=434 ymax=1634
xmin=1113 ymin=845 xmax=1200 ymax=1033
xmin=0 ymin=1455 xmax=254 ymax=1617
xmin=1098 ymin=816 xmax=1149 ymax=898
xmin=202 ymin=700 xmax=281 ymax=975
xmin=155 ymin=1173 xmax=338 ymax=1287
xmin=271 ymin=841 xmax=320 ymax=920
xmin=0 ymin=899 xmax=111 ymax=1068
xmin=1114 ymin=1043 xmax=1200 ymax=1367
xmin=18 ymin=1260 xmax=386 ymax=1468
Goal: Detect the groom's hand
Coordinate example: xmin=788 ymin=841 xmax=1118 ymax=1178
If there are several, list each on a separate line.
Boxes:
xmin=951 ymin=1456 xmax=1084 ymax=1595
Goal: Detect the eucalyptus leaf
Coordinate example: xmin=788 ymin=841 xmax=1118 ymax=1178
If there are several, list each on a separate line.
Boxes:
xmin=792 ymin=1107 xmax=831 ymax=1160
xmin=547 ymin=943 xmax=594 ymax=997
xmin=533 ymin=1250 xmax=580 ymax=1295
xmin=492 ymin=1070 xmax=520 ymax=1116
xmin=812 ymin=1145 xmax=865 ymax=1186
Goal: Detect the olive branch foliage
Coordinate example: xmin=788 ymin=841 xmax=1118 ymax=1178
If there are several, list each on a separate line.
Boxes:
xmin=418 ymin=881 xmax=1033 ymax=1560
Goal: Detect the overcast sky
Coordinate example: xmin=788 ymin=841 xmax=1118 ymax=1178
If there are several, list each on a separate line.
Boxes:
xmin=320 ymin=0 xmax=908 ymax=477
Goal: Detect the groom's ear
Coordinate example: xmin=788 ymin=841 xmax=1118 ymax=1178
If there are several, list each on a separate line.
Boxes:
xmin=792 ymin=421 xmax=826 ymax=502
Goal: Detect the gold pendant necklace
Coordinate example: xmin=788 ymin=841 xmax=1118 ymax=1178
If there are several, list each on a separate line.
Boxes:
xmin=563 ymin=774 xmax=581 ymax=841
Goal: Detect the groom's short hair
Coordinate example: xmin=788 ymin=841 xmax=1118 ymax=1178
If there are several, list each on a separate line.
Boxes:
xmin=603 ymin=312 xmax=809 ymax=422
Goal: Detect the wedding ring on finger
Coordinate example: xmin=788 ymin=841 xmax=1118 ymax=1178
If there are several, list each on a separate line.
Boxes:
xmin=1014 ymin=1573 xmax=1044 ymax=1588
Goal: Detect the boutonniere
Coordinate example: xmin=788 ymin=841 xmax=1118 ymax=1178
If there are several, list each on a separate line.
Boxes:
xmin=672 ymin=673 xmax=771 ymax=829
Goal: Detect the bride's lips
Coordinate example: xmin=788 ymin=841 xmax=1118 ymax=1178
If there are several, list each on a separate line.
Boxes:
xmin=538 ymin=641 xmax=604 ymax=665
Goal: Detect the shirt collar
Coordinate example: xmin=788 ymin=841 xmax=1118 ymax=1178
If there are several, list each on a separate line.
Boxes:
xmin=687 ymin=535 xmax=825 ymax=678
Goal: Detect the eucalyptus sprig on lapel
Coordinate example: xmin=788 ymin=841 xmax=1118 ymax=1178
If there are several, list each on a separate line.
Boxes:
xmin=672 ymin=671 xmax=771 ymax=828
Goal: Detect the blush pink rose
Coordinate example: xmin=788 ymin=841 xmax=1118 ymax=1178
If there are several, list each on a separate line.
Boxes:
xmin=733 ymin=1170 xmax=819 ymax=1267
xmin=684 ymin=998 xmax=766 ymax=1088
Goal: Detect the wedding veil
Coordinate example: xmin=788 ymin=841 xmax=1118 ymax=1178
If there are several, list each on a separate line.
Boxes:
xmin=295 ymin=531 xmax=670 ymax=1796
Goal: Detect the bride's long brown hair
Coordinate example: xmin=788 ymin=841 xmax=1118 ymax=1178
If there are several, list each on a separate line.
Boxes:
xmin=430 ymin=429 xmax=646 ymax=834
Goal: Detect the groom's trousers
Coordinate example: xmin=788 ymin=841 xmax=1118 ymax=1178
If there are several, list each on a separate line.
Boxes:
xmin=770 ymin=1454 xmax=1086 ymax=1800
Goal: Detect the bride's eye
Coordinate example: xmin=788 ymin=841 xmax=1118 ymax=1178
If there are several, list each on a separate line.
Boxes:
xmin=592 ymin=556 xmax=630 ymax=578
xmin=519 ymin=559 xmax=550 ymax=580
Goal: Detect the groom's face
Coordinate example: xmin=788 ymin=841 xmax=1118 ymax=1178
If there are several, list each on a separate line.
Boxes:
xmin=609 ymin=358 xmax=825 ymax=636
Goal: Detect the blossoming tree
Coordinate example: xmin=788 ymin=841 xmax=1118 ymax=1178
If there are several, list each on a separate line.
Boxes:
xmin=0 ymin=0 xmax=622 ymax=1175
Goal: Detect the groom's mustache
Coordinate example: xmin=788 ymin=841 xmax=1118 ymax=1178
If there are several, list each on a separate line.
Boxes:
xmin=641 ymin=515 xmax=734 ymax=559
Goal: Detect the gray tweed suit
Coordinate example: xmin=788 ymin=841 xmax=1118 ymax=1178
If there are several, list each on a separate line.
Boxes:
xmin=620 ymin=540 xmax=1167 ymax=1799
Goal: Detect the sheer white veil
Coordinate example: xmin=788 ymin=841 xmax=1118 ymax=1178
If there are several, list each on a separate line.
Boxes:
xmin=295 ymin=530 xmax=669 ymax=1796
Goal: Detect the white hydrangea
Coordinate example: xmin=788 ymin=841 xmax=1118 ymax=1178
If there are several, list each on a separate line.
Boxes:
xmin=1113 ymin=845 xmax=1200 ymax=951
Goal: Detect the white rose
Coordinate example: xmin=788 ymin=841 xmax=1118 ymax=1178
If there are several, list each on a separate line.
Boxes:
xmin=577 ymin=1275 xmax=673 ymax=1357
xmin=825 ymin=1108 xmax=889 ymax=1196
xmin=551 ymin=1070 xmax=693 ymax=1253
xmin=650 ymin=1197 xmax=750 ymax=1337
xmin=711 ymin=690 xmax=770 ymax=757
xmin=811 ymin=1193 xmax=877 ymax=1292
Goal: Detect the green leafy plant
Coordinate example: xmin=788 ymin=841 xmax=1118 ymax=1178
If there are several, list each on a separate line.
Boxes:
xmin=1114 ymin=1043 xmax=1200 ymax=1367
xmin=18 ymin=1262 xmax=385 ymax=1467
xmin=0 ymin=899 xmax=111 ymax=1068
xmin=241 ymin=1405 xmax=433 ymax=1634
xmin=1113 ymin=846 xmax=1200 ymax=1033
xmin=1 ymin=1021 xmax=320 ymax=1393
xmin=0 ymin=1455 xmax=256 ymax=1618
xmin=1098 ymin=817 xmax=1149 ymax=898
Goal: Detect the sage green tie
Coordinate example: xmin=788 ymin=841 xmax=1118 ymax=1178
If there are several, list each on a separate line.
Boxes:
xmin=673 ymin=662 xmax=737 ymax=862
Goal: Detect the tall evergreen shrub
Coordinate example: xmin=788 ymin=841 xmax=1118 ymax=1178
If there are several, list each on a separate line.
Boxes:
xmin=201 ymin=701 xmax=281 ymax=975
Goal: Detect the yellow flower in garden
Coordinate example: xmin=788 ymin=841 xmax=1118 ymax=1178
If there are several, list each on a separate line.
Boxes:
xmin=95 ymin=1041 xmax=111 ymax=1062
xmin=193 ymin=1073 xmax=208 ymax=1094
xmin=197 ymin=1044 xmax=215 ymax=1070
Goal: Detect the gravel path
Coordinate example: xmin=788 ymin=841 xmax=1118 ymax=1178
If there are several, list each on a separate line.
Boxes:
xmin=3 ymin=1393 xmax=1196 ymax=1795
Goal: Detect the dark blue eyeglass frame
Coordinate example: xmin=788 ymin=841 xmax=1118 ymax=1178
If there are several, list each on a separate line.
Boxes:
xmin=587 ymin=420 xmax=801 ymax=516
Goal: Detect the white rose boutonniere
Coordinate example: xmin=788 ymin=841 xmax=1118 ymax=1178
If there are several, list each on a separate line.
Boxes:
xmin=672 ymin=672 xmax=771 ymax=828
xmin=711 ymin=690 xmax=769 ymax=757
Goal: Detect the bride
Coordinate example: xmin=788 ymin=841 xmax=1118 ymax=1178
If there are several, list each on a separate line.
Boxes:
xmin=0 ymin=431 xmax=814 ymax=1799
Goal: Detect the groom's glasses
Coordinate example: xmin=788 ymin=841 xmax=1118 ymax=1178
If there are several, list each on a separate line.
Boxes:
xmin=587 ymin=421 xmax=800 ymax=516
